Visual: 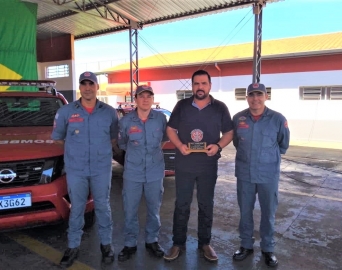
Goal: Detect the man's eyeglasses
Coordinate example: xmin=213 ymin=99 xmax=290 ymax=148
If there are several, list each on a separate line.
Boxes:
xmin=247 ymin=91 xmax=264 ymax=97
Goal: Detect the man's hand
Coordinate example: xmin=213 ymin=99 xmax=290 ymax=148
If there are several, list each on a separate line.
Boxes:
xmin=178 ymin=144 xmax=191 ymax=155
xmin=206 ymin=144 xmax=219 ymax=156
xmin=53 ymin=140 xmax=64 ymax=146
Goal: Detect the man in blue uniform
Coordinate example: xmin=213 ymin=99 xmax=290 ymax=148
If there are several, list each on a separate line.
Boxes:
xmin=164 ymin=70 xmax=234 ymax=262
xmin=232 ymin=83 xmax=290 ymax=267
xmin=51 ymin=71 xmax=118 ymax=267
xmin=117 ymin=85 xmax=167 ymax=262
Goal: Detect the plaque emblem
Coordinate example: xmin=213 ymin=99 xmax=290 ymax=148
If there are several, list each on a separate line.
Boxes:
xmin=188 ymin=129 xmax=207 ymax=152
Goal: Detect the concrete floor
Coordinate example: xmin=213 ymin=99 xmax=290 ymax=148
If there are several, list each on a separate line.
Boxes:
xmin=0 ymin=145 xmax=341 ymax=270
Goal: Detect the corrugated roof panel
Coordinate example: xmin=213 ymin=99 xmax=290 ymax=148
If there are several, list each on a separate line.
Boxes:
xmin=22 ymin=0 xmax=282 ymax=40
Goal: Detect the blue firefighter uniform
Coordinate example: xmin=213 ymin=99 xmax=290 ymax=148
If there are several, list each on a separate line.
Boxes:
xmin=118 ymin=109 xmax=167 ymax=247
xmin=232 ymin=107 xmax=290 ymax=252
xmin=51 ymin=99 xmax=118 ymax=248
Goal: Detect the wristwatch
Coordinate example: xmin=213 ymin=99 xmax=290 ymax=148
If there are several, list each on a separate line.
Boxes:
xmin=215 ymin=143 xmax=222 ymax=153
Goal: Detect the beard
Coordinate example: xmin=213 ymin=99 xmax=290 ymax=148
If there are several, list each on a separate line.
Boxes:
xmin=194 ymin=90 xmax=208 ymax=100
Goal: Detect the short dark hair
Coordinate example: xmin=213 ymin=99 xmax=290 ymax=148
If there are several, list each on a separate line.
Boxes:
xmin=191 ymin=69 xmax=211 ymax=84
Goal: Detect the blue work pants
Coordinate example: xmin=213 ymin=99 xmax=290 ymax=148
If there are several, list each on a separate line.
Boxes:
xmin=237 ymin=179 xmax=278 ymax=252
xmin=66 ymin=170 xmax=113 ymax=248
xmin=122 ymin=179 xmax=164 ymax=247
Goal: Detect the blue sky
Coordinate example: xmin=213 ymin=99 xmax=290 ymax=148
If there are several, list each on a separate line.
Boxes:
xmin=74 ymin=0 xmax=342 ymax=66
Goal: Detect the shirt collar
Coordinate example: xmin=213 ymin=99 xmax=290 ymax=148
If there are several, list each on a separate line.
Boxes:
xmin=191 ymin=95 xmax=214 ymax=110
xmin=131 ymin=108 xmax=156 ymax=121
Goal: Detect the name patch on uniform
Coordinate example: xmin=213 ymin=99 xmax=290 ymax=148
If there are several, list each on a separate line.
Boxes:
xmin=238 ymin=121 xmax=249 ymax=129
xmin=238 ymin=116 xmax=246 ymax=121
xmin=129 ymin=126 xmax=142 ymax=134
xmin=69 ymin=114 xmax=84 ymax=123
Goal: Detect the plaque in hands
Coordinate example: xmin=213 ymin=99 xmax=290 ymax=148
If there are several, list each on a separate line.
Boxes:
xmin=187 ymin=129 xmax=208 ymax=153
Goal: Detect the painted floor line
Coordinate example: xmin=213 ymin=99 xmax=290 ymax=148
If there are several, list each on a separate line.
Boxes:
xmin=6 ymin=232 xmax=94 ymax=270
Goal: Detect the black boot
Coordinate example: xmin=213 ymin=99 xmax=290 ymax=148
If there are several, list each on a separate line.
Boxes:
xmin=59 ymin=247 xmax=79 ymax=267
xmin=232 ymin=247 xmax=254 ymax=261
xmin=145 ymin=242 xmax=165 ymax=257
xmin=100 ymin=244 xmax=115 ymax=264
xmin=118 ymin=246 xmax=137 ymax=262
xmin=262 ymin=251 xmax=278 ymax=267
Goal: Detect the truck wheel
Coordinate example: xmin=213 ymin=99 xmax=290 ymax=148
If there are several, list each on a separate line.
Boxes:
xmin=84 ymin=210 xmax=95 ymax=229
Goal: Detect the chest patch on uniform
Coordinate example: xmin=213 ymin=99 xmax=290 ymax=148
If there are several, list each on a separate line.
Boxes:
xmin=238 ymin=121 xmax=249 ymax=129
xmin=129 ymin=126 xmax=142 ymax=134
xmin=69 ymin=114 xmax=84 ymax=123
xmin=69 ymin=117 xmax=84 ymax=123
xmin=190 ymin=129 xmax=203 ymax=142
xmin=238 ymin=116 xmax=246 ymax=121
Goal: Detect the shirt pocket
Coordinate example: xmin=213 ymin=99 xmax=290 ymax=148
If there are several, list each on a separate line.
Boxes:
xmin=97 ymin=118 xmax=111 ymax=135
xmin=67 ymin=122 xmax=85 ymax=143
xmin=152 ymin=130 xmax=163 ymax=146
xmin=128 ymin=132 xmax=143 ymax=147
xmin=261 ymin=127 xmax=278 ymax=148
xmin=236 ymin=128 xmax=250 ymax=144
xmin=259 ymin=148 xmax=278 ymax=164
xmin=235 ymin=129 xmax=250 ymax=162
xmin=126 ymin=152 xmax=143 ymax=165
xmin=152 ymin=149 xmax=164 ymax=163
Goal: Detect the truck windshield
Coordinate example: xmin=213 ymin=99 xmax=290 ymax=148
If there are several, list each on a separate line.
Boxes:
xmin=0 ymin=97 xmax=64 ymax=127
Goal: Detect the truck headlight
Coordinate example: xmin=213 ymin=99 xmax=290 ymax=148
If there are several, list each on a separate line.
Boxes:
xmin=39 ymin=156 xmax=65 ymax=184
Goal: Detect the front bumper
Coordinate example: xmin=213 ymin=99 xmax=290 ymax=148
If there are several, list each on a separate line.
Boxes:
xmin=0 ymin=175 xmax=94 ymax=231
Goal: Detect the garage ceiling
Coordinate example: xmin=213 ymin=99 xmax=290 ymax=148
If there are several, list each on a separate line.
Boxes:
xmin=23 ymin=0 xmax=281 ymax=40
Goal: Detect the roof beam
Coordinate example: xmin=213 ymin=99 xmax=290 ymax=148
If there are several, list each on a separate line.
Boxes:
xmin=74 ymin=1 xmax=256 ymax=39
xmin=35 ymin=0 xmax=134 ymax=27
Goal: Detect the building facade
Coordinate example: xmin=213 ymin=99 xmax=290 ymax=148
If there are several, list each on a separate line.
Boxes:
xmin=101 ymin=32 xmax=342 ymax=149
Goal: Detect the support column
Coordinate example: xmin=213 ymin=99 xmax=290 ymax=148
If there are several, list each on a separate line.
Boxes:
xmin=252 ymin=2 xmax=264 ymax=84
xmin=129 ymin=28 xmax=139 ymax=100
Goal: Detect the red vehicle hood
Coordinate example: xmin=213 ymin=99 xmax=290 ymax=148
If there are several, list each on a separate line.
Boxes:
xmin=0 ymin=127 xmax=63 ymax=162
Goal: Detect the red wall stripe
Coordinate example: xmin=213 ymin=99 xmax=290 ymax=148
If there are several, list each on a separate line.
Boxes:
xmin=108 ymin=54 xmax=342 ymax=83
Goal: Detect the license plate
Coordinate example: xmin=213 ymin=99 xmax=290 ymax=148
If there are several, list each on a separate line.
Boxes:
xmin=0 ymin=193 xmax=32 ymax=210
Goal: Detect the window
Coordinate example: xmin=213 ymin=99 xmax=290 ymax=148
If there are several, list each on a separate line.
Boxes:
xmin=235 ymin=87 xmax=271 ymax=100
xmin=266 ymin=87 xmax=272 ymax=100
xmin=0 ymin=97 xmax=63 ymax=127
xmin=235 ymin=88 xmax=246 ymax=100
xmin=327 ymin=86 xmax=342 ymax=100
xmin=300 ymin=87 xmax=325 ymax=100
xmin=46 ymin=65 xmax=69 ymax=78
xmin=125 ymin=96 xmax=132 ymax=102
xmin=176 ymin=90 xmax=192 ymax=100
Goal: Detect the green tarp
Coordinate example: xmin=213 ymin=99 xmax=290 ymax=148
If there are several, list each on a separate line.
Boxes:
xmin=0 ymin=0 xmax=38 ymax=91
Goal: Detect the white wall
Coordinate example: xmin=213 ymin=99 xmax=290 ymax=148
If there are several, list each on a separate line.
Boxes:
xmin=37 ymin=60 xmax=76 ymax=100
xmin=149 ymin=70 xmax=342 ymax=148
